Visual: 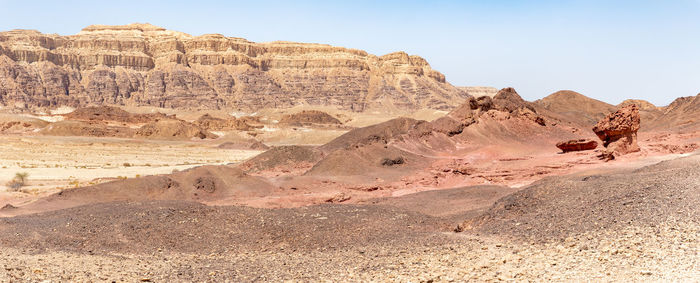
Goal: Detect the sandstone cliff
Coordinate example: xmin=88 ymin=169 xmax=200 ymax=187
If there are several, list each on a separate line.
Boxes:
xmin=0 ymin=23 xmax=468 ymax=112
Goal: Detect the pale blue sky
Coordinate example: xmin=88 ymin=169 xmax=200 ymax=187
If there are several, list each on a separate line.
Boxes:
xmin=1 ymin=0 xmax=698 ymax=106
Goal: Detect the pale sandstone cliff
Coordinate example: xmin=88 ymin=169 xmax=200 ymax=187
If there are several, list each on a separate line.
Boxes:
xmin=459 ymin=86 xmax=499 ymax=98
xmin=0 ymin=23 xmax=468 ymax=112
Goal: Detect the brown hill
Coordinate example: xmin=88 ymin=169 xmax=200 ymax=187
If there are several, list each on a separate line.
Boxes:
xmin=0 ymin=23 xmax=469 ymax=112
xmin=646 ymin=93 xmax=700 ymax=130
xmin=193 ymin=113 xmax=260 ymax=131
xmin=41 ymin=120 xmax=134 ymax=137
xmin=535 ymin=90 xmax=617 ymax=126
xmin=278 ymin=110 xmax=342 ymax=126
xmin=135 ymin=119 xmax=217 ymax=139
xmin=0 ymin=114 xmax=48 ymax=134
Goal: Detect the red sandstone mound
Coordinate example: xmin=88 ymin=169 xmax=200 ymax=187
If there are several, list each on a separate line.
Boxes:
xmin=556 ymin=139 xmax=598 ymax=153
xmin=307 ymin=88 xmax=581 ymax=182
xmin=535 ymin=90 xmax=617 ymax=127
xmin=592 ymin=104 xmax=641 ymax=160
xmin=194 ymin=114 xmax=261 ymax=131
xmin=64 ymin=106 xmax=171 ymax=123
xmin=135 ymin=119 xmax=218 ymax=139
xmin=443 ymin=88 xmax=587 ymax=147
xmin=278 ymin=110 xmax=342 ymax=126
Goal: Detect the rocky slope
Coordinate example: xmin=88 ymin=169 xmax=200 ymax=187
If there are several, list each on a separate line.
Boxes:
xmin=535 ymin=90 xmax=617 ymax=126
xmin=647 ymin=93 xmax=700 ymax=130
xmin=0 ymin=23 xmax=468 ymax=112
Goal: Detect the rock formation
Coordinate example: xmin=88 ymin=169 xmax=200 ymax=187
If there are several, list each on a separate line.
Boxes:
xmin=278 ymin=110 xmax=342 ymax=126
xmin=556 ymin=139 xmax=598 ymax=153
xmin=459 ymin=86 xmax=499 ymax=98
xmin=592 ymin=104 xmax=641 ymax=160
xmin=193 ymin=114 xmax=259 ymax=131
xmin=64 ymin=106 xmax=171 ymax=123
xmin=0 ymin=23 xmax=469 ymax=112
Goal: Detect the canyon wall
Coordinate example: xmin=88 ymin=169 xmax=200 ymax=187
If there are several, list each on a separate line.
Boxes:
xmin=0 ymin=23 xmax=468 ymax=111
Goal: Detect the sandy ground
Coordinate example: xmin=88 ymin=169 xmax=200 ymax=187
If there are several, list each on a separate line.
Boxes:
xmin=0 ymin=135 xmax=261 ymax=205
xmin=1 ymin=223 xmax=694 ymax=282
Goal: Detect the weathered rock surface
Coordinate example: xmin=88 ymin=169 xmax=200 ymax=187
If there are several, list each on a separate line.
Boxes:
xmin=64 ymin=106 xmax=171 ymax=123
xmin=592 ymin=104 xmax=641 ymax=159
xmin=0 ymin=23 xmax=469 ymax=112
xmin=135 ymin=119 xmax=217 ymax=139
xmin=459 ymin=86 xmax=499 ymax=98
xmin=193 ymin=113 xmax=259 ymax=131
xmin=556 ymin=139 xmax=598 ymax=153
xmin=278 ymin=110 xmax=342 ymax=126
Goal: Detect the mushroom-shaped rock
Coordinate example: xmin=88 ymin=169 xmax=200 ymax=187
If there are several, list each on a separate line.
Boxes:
xmin=592 ymin=104 xmax=641 ymax=160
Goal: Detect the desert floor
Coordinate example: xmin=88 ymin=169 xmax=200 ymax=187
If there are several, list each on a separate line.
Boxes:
xmin=0 ymin=135 xmax=261 ymax=204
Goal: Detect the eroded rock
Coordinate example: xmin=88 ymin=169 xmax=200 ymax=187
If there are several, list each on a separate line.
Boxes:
xmin=592 ymin=104 xmax=641 ymax=160
xmin=556 ymin=139 xmax=598 ymax=153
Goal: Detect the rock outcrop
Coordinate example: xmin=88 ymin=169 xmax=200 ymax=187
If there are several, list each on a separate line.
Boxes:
xmin=0 ymin=24 xmax=469 ymax=112
xmin=459 ymin=86 xmax=499 ymax=98
xmin=64 ymin=106 xmax=171 ymax=123
xmin=193 ymin=114 xmax=259 ymax=131
xmin=592 ymin=104 xmax=641 ymax=160
xmin=556 ymin=139 xmax=598 ymax=153
xmin=278 ymin=110 xmax=342 ymax=126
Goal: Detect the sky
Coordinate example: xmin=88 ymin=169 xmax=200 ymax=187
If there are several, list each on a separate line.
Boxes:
xmin=1 ymin=0 xmax=698 ymax=106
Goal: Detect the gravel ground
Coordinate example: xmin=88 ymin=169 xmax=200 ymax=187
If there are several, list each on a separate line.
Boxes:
xmin=0 ymin=221 xmax=696 ymax=282
xmin=0 ymin=155 xmax=698 ymax=281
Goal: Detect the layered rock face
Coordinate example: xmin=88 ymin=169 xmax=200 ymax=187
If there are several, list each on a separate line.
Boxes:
xmin=459 ymin=86 xmax=499 ymax=98
xmin=592 ymin=104 xmax=641 ymax=160
xmin=0 ymin=24 xmax=468 ymax=111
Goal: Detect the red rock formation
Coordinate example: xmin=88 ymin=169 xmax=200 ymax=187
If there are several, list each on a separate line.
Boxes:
xmin=592 ymin=104 xmax=641 ymax=160
xmin=556 ymin=139 xmax=598 ymax=153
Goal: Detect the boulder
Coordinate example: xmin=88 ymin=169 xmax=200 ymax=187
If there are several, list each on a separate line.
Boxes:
xmin=556 ymin=139 xmax=598 ymax=153
xmin=592 ymin=104 xmax=641 ymax=160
